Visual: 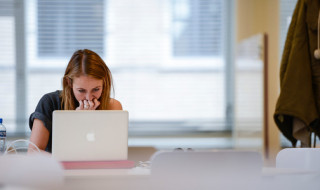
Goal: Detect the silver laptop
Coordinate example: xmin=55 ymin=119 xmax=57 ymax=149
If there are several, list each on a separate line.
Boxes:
xmin=52 ymin=110 xmax=128 ymax=161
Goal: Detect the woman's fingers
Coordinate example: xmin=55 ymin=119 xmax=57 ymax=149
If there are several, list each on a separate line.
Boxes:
xmin=76 ymin=100 xmax=84 ymax=110
xmin=83 ymin=100 xmax=90 ymax=109
xmin=75 ymin=99 xmax=100 ymax=110
xmin=88 ymin=100 xmax=95 ymax=110
xmin=93 ymin=99 xmax=100 ymax=109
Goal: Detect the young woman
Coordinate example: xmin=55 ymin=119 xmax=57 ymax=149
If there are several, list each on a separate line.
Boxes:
xmin=29 ymin=49 xmax=122 ymax=153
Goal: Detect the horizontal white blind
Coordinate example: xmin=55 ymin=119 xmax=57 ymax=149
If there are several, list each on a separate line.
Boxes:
xmin=172 ymin=0 xmax=223 ymax=56
xmin=0 ymin=0 xmax=15 ymax=67
xmin=105 ymin=0 xmax=226 ymax=130
xmin=0 ymin=0 xmax=14 ymax=16
xmin=37 ymin=0 xmax=104 ymax=57
xmin=0 ymin=0 xmax=16 ymax=133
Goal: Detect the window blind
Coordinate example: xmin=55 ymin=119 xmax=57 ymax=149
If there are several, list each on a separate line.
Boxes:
xmin=0 ymin=0 xmax=15 ymax=133
xmin=105 ymin=0 xmax=227 ymax=131
xmin=37 ymin=0 xmax=105 ymax=57
xmin=172 ymin=0 xmax=223 ymax=56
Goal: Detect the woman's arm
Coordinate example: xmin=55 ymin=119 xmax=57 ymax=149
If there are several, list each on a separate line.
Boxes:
xmin=109 ymin=99 xmax=123 ymax=110
xmin=29 ymin=119 xmax=50 ymax=152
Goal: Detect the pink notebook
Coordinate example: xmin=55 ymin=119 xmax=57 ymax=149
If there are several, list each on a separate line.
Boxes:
xmin=61 ymin=160 xmax=135 ymax=170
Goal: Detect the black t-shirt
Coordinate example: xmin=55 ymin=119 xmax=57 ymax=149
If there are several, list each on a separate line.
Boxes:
xmin=29 ymin=90 xmax=62 ymax=152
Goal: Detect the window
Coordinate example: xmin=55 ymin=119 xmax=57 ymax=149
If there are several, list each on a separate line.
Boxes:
xmin=2 ymin=0 xmax=233 ymax=136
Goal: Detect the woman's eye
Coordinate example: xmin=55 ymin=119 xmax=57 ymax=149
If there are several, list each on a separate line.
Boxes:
xmin=78 ymin=90 xmax=85 ymax=93
xmin=93 ymin=88 xmax=100 ymax=92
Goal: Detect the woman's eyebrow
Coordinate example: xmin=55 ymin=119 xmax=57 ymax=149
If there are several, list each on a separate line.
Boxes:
xmin=76 ymin=86 xmax=101 ymax=90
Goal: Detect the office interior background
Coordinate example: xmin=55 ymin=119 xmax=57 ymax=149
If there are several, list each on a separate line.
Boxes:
xmin=0 ymin=0 xmax=297 ymax=159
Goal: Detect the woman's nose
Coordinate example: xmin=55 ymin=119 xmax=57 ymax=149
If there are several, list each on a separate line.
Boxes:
xmin=86 ymin=93 xmax=93 ymax=101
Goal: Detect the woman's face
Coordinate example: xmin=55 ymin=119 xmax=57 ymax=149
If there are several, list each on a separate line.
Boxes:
xmin=72 ymin=75 xmax=103 ymax=101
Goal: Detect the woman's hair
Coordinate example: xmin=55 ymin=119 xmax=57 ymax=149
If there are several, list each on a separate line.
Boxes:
xmin=61 ymin=49 xmax=113 ymax=110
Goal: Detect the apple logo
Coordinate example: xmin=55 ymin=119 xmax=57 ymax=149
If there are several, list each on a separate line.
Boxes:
xmin=86 ymin=132 xmax=96 ymax=142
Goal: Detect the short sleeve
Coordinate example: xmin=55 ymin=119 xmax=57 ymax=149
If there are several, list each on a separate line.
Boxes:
xmin=29 ymin=96 xmax=53 ymax=133
xmin=29 ymin=91 xmax=61 ymax=153
xmin=29 ymin=90 xmax=62 ymax=133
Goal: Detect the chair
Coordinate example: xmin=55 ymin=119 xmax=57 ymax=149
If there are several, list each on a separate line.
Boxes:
xmin=150 ymin=150 xmax=263 ymax=190
xmin=276 ymin=148 xmax=320 ymax=170
xmin=274 ymin=148 xmax=320 ymax=190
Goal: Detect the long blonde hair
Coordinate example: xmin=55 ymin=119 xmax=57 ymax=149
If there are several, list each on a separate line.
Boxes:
xmin=61 ymin=49 xmax=113 ymax=110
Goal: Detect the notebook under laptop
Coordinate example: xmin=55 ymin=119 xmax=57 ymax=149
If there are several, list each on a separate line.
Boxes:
xmin=52 ymin=110 xmax=129 ymax=162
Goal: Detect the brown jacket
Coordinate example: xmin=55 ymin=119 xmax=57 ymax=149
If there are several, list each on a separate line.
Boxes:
xmin=274 ymin=0 xmax=320 ymax=146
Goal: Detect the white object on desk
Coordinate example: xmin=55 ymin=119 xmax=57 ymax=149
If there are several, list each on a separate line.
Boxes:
xmin=4 ymin=139 xmax=41 ymax=154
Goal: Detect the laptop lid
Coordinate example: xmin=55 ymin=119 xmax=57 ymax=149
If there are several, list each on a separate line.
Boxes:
xmin=52 ymin=110 xmax=128 ymax=161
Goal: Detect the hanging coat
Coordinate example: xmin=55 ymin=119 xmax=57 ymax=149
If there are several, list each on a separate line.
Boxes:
xmin=274 ymin=0 xmax=320 ymax=146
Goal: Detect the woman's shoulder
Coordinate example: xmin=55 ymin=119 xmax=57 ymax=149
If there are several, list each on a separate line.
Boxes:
xmin=108 ymin=98 xmax=123 ymax=110
xmin=38 ymin=90 xmax=62 ymax=109
xmin=41 ymin=90 xmax=61 ymax=102
xmin=43 ymin=90 xmax=61 ymax=98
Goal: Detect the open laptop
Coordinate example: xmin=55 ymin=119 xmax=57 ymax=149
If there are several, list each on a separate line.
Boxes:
xmin=52 ymin=110 xmax=129 ymax=162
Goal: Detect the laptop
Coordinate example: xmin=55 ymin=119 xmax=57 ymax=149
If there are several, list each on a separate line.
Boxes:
xmin=52 ymin=110 xmax=129 ymax=162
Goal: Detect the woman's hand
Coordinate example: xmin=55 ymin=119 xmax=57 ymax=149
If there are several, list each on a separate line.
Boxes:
xmin=76 ymin=99 xmax=100 ymax=110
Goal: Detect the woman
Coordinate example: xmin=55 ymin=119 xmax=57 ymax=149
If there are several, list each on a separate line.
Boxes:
xmin=29 ymin=49 xmax=122 ymax=153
